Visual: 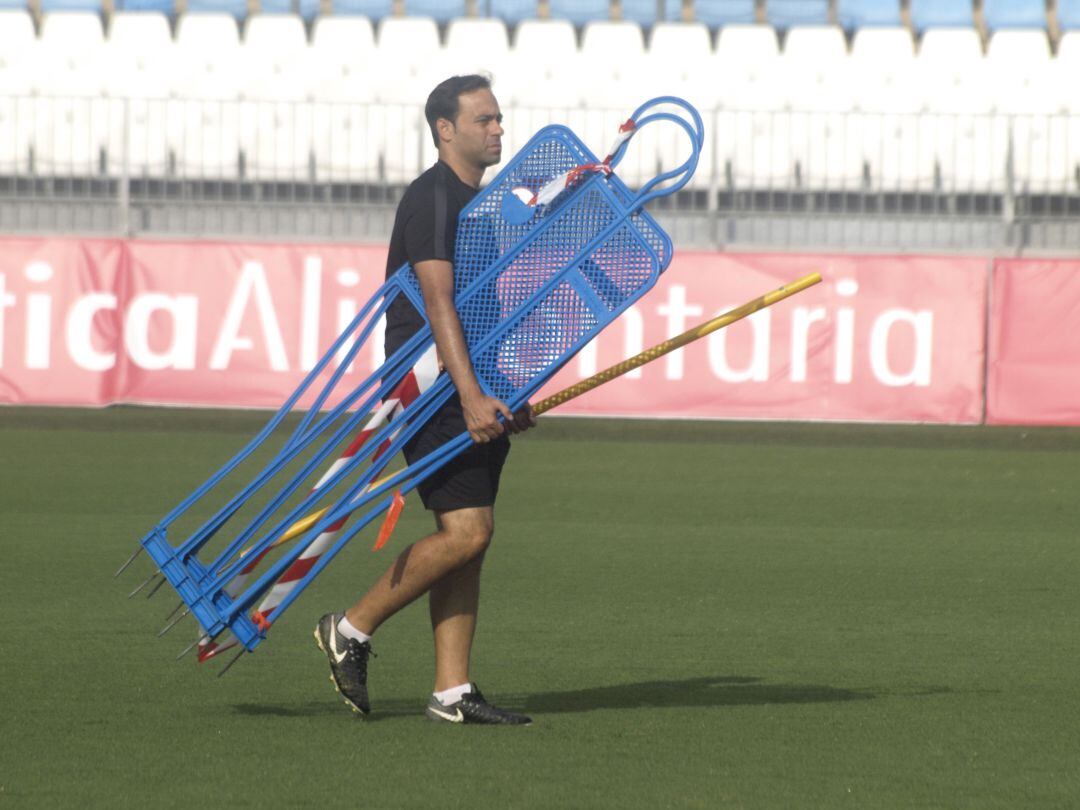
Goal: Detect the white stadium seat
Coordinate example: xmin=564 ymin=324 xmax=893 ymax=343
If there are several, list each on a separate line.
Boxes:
xmin=0 ymin=10 xmax=39 ymax=171
xmin=444 ymin=18 xmax=510 ymax=79
xmin=107 ymin=11 xmax=174 ymax=97
xmin=644 ymin=24 xmax=718 ymax=190
xmin=32 ymin=14 xmax=111 ymax=175
xmin=916 ymin=28 xmax=1005 ymax=192
xmin=239 ymin=15 xmax=316 ymax=179
xmin=782 ymin=26 xmax=857 ymax=188
xmin=984 ymin=31 xmax=1064 ymax=192
xmin=376 ymin=17 xmax=444 ymax=181
xmin=242 ymin=13 xmax=311 ymax=99
xmin=574 ymin=22 xmax=651 ymax=184
xmin=0 ymin=10 xmax=36 ymax=72
xmin=849 ymin=27 xmax=920 ymax=189
xmin=714 ymin=26 xmax=787 ymax=187
xmin=102 ymin=13 xmax=174 ymax=176
xmin=310 ymin=17 xmax=377 ymax=102
xmin=308 ymin=17 xmax=380 ymax=182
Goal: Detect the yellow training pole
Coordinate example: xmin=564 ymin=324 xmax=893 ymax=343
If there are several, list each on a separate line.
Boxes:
xmin=533 ymin=271 xmax=822 ymax=416
xmin=262 ymin=272 xmax=821 ymax=554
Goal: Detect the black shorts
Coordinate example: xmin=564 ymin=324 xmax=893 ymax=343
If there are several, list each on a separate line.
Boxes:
xmin=403 ymin=393 xmax=511 ymax=513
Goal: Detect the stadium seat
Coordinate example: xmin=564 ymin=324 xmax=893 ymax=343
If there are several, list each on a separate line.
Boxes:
xmin=781 ymin=26 xmax=858 ymax=187
xmin=403 ymin=0 xmax=467 ymax=22
xmin=987 ymin=30 xmax=1061 ymax=192
xmin=650 ymin=20 xmax=712 ymax=62
xmin=38 ymin=12 xmax=106 ymax=95
xmin=715 ymin=21 xmax=779 ymax=64
xmin=0 ymin=9 xmax=36 ymax=67
xmin=917 ymin=28 xmax=1005 ymax=191
xmin=0 ymin=97 xmax=35 ymax=174
xmin=445 ymin=19 xmax=510 ymax=79
xmin=242 ymin=15 xmax=311 ymax=100
xmin=981 ymin=0 xmax=1045 ymax=33
xmin=0 ymin=13 xmax=36 ymax=173
xmin=575 ymin=21 xmax=648 ymax=182
xmin=986 ymin=28 xmax=1051 ymax=66
xmin=1059 ymin=0 xmax=1080 ymax=30
xmin=474 ymin=0 xmax=525 ymax=23
xmin=580 ymin=20 xmax=646 ymax=105
xmin=116 ymin=0 xmax=175 ymax=13
xmin=311 ymin=90 xmax=379 ymax=181
xmin=637 ymin=24 xmax=717 ymax=187
xmin=849 ymin=27 xmax=919 ymax=188
xmin=31 ymin=16 xmax=111 ymax=175
xmin=310 ymin=17 xmax=375 ymax=100
xmin=483 ymin=0 xmax=536 ymax=24
xmin=175 ymin=11 xmax=241 ymax=74
xmin=1060 ymin=30 xmax=1080 ymax=66
xmin=172 ymin=13 xmax=244 ymax=176
xmin=621 ymin=0 xmax=662 ymax=26
xmin=1056 ymin=32 xmax=1080 ymax=189
xmin=105 ymin=12 xmax=175 ymax=96
xmin=102 ymin=12 xmax=174 ymax=176
xmin=713 ymin=25 xmax=786 ymax=186
xmin=649 ymin=23 xmax=716 ymax=107
xmin=765 ymin=0 xmax=830 ymax=30
xmin=835 ymin=0 xmax=902 ymax=31
xmin=308 ymin=16 xmax=378 ymax=180
xmin=514 ymin=17 xmax=577 ymax=50
xmin=908 ymin=0 xmax=973 ymax=33
xmin=850 ymin=26 xmax=917 ymax=112
xmin=312 ymin=14 xmax=375 ymax=53
xmin=501 ymin=20 xmax=579 ymax=160
xmin=548 ymin=0 xmax=610 ymax=26
xmin=39 ymin=0 xmax=103 ymax=12
xmin=330 ymin=0 xmax=392 ymax=17
xmin=185 ymin=0 xmax=248 ymax=21
xmin=376 ymin=17 xmax=443 ymax=181
xmin=259 ymin=0 xmax=320 ymax=21
xmin=689 ymin=0 xmax=757 ymax=27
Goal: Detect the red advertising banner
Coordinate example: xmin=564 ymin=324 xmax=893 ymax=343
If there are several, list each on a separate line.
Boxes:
xmin=987 ymin=259 xmax=1080 ymax=426
xmin=534 ymin=252 xmax=989 ymax=424
xmin=0 ymin=238 xmax=988 ymax=423
xmin=0 ymin=238 xmax=388 ymax=408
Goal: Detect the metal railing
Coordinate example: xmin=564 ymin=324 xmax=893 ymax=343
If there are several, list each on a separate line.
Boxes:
xmin=1 ymin=96 xmax=1078 ymax=253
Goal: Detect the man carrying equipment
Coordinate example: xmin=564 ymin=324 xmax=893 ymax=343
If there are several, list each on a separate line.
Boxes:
xmin=315 ymin=75 xmax=536 ymax=725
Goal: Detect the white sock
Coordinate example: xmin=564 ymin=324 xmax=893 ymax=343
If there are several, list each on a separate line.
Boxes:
xmin=336 ymin=615 xmax=372 ymax=644
xmin=434 ymin=682 xmax=473 ymax=706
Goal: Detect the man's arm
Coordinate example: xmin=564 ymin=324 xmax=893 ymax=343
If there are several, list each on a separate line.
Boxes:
xmin=414 ymin=259 xmax=534 ymax=443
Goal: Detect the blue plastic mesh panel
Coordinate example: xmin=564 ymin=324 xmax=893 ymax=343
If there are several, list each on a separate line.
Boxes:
xmin=397 ymin=122 xmax=674 ymax=403
xmin=475 ymin=281 xmax=600 ymax=401
xmin=473 ymin=219 xmax=660 ymax=401
xmin=457 ymin=183 xmax=617 ymax=346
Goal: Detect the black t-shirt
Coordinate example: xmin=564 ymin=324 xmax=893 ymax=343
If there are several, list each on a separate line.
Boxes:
xmin=384 ymin=160 xmax=479 ymax=357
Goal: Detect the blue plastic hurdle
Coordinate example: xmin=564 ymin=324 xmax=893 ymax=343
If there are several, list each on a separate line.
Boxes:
xmin=125 ymin=96 xmax=704 ymax=664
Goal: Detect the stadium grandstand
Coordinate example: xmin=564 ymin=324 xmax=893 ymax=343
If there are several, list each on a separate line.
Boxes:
xmin=0 ymin=0 xmax=1077 ymax=251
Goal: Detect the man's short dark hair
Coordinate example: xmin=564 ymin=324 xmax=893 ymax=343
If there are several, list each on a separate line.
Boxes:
xmin=425 ymin=74 xmax=493 ymax=148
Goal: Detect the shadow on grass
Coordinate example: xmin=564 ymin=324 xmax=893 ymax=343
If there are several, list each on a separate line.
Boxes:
xmin=231 ymin=675 xmax=876 ymax=721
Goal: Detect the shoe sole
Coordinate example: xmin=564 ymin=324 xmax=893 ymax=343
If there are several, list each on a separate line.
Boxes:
xmin=313 ymin=625 xmax=369 ymax=717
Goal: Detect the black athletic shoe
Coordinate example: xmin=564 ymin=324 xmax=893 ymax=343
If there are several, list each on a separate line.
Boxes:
xmin=314 ymin=613 xmax=374 ymax=715
xmin=424 ymin=684 xmax=531 ymax=725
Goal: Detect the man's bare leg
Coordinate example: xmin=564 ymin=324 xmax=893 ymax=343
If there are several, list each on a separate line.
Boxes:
xmin=429 ymin=510 xmax=490 ymax=691
xmin=343 ymin=506 xmax=493 ymax=646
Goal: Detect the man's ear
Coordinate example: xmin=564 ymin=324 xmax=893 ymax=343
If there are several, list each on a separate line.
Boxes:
xmin=437 ymin=117 xmax=455 ymax=144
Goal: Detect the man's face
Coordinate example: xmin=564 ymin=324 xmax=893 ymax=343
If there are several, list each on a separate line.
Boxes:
xmin=444 ymin=88 xmax=504 ymax=168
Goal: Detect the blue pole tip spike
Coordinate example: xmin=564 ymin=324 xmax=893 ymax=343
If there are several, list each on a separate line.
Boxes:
xmin=132 ymin=97 xmax=704 ymax=662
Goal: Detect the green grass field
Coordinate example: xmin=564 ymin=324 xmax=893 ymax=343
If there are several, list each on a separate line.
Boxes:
xmin=2 ymin=407 xmax=1079 ymax=809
